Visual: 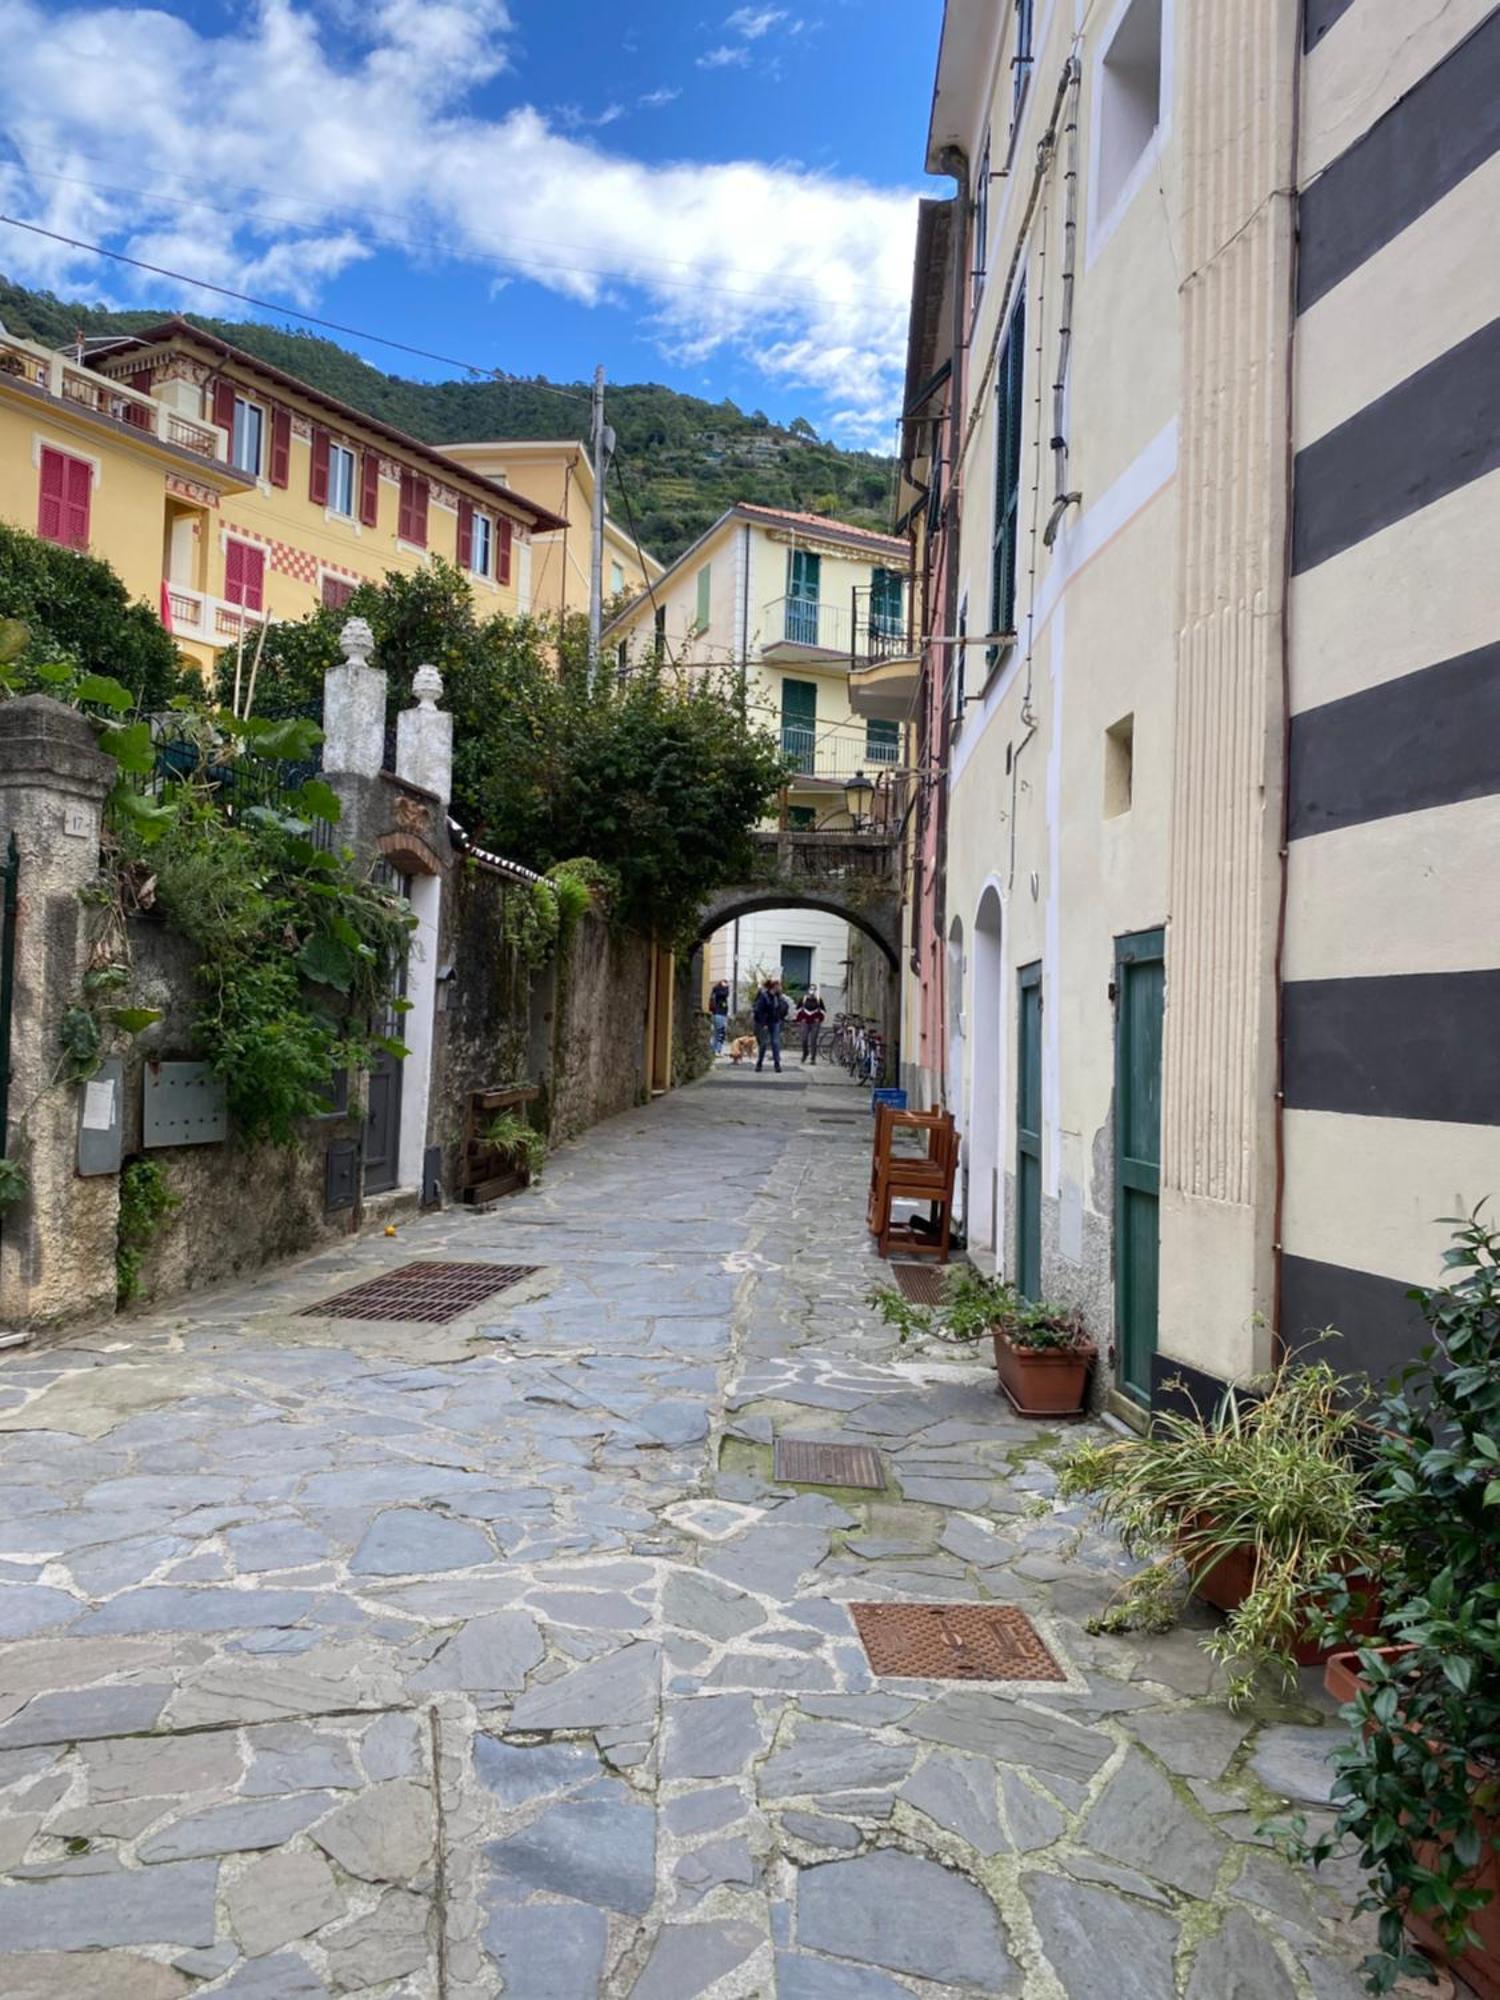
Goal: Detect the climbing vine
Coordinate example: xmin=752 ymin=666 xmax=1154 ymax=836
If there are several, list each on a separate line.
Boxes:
xmin=116 ymin=1158 xmax=178 ymax=1304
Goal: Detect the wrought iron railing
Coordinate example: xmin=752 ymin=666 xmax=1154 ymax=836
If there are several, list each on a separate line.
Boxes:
xmin=850 ymin=580 xmax=915 ymax=669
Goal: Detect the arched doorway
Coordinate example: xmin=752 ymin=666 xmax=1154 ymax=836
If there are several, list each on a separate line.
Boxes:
xmin=968 ymin=884 xmax=1006 ymax=1257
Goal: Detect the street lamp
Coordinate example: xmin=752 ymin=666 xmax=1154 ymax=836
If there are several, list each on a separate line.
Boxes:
xmin=844 ymin=768 xmax=875 ymax=829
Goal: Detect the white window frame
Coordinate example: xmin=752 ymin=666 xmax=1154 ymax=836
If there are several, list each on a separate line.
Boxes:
xmin=971 ymin=129 xmax=992 ymax=320
xmin=1086 ymin=0 xmax=1173 ymax=269
xmin=470 ymin=509 xmax=493 ymax=579
xmin=231 ymin=395 xmax=264 ymax=480
xmin=327 ymin=441 xmax=356 ymax=519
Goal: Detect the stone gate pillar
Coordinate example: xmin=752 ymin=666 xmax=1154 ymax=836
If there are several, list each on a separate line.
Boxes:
xmin=0 ymin=697 xmax=119 ymax=1332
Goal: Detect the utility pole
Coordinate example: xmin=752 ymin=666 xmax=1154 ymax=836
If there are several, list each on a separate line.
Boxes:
xmin=588 ymin=364 xmax=608 ymax=680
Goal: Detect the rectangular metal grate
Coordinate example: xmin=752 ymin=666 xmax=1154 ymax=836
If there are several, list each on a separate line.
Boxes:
xmin=774 ymin=1437 xmax=885 ymax=1490
xmin=300 ymin=1260 xmax=540 ymax=1324
xmin=892 ymin=1263 xmax=948 ymax=1306
xmin=850 ymin=1602 xmax=1066 ymax=1683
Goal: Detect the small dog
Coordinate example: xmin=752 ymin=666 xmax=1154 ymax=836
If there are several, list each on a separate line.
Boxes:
xmin=728 ymin=1034 xmax=759 ymax=1065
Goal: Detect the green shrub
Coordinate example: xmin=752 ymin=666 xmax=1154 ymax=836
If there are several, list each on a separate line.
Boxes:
xmin=116 ymin=1158 xmax=178 ymax=1303
xmin=0 ymin=523 xmax=183 ymax=711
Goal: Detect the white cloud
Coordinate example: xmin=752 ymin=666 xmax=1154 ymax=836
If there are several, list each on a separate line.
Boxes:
xmin=637 ymin=86 xmax=682 ymax=109
xmin=554 ymin=101 xmax=626 ymax=130
xmin=725 ymin=6 xmax=789 ymax=36
xmin=0 ymin=0 xmax=915 ymax=442
xmin=696 ymin=44 xmax=750 ymax=69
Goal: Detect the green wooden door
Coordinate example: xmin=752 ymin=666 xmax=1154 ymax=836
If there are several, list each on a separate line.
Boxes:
xmin=1114 ymin=929 xmax=1165 ymax=1405
xmin=780 ymin=677 xmax=817 ymax=769
xmin=787 ymin=549 xmax=821 ymax=644
xmin=1016 ymin=962 xmax=1042 ymax=1300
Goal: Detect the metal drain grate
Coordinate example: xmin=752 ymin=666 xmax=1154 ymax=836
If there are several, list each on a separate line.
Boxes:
xmin=892 ymin=1263 xmax=948 ymax=1306
xmin=850 ymin=1602 xmax=1066 ymax=1682
xmin=774 ymin=1437 xmax=885 ymax=1489
xmin=300 ymin=1261 xmax=540 ymax=1324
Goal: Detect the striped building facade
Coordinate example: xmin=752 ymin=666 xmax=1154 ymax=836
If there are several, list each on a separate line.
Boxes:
xmin=1278 ymin=2 xmax=1500 ymax=1382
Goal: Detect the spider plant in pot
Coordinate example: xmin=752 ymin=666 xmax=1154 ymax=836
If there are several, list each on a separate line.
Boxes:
xmin=1279 ymin=1209 xmax=1500 ymax=1998
xmin=1057 ymin=1358 xmax=1382 ymax=1705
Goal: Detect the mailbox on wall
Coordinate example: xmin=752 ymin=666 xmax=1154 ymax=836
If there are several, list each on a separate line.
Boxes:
xmin=142 ymin=1062 xmax=229 ymax=1148
xmin=76 ymin=1058 xmax=124 ymax=1177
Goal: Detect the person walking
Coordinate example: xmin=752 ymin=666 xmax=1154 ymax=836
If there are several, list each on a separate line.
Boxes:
xmin=753 ymin=977 xmax=789 ymax=1073
xmin=708 ymin=978 xmax=730 ymax=1056
xmin=796 ymin=985 xmax=827 ymax=1066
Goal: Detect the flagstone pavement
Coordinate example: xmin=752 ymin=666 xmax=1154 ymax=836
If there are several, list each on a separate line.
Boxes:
xmin=0 ymin=1067 xmax=1441 ymax=1997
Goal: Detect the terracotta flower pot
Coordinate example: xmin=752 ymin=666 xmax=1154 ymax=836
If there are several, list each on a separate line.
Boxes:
xmin=1323 ymin=1650 xmax=1500 ymax=2000
xmin=1183 ymin=1525 xmax=1380 ymax=1666
xmin=993 ymin=1329 xmax=1095 ymax=1417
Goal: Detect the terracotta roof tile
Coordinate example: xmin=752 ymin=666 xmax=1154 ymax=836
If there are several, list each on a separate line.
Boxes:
xmin=733 ymin=503 xmax=908 ymax=557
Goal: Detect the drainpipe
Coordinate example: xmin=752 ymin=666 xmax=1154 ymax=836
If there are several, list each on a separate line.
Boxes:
xmin=1043 ymin=60 xmax=1084 ymax=548
xmin=934 ymin=155 xmax=969 ymax=1110
xmin=1271 ymin=12 xmax=1307 ymax=1367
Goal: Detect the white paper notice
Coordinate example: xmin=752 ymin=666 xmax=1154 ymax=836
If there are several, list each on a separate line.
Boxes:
xmin=82 ymin=1078 xmax=116 ymax=1133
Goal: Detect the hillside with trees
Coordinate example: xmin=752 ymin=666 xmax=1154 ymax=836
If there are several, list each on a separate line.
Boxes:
xmin=0 ymin=276 xmax=897 ymax=563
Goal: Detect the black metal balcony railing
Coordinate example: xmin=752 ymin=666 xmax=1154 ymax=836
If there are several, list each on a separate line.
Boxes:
xmin=850 ymin=580 xmax=915 ymax=669
xmin=754 ymin=708 xmax=902 ymax=785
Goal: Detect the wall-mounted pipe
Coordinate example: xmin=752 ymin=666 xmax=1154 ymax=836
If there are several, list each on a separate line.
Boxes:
xmin=1044 ymin=58 xmax=1083 ymax=549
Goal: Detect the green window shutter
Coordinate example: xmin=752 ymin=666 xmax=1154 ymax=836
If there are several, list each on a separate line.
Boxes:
xmin=696 ymin=564 xmax=711 ymax=627
xmin=789 ymin=549 xmax=821 ymax=601
xmin=990 ymin=294 xmax=1026 ymax=655
xmin=866 ymin=718 xmax=899 ymax=763
xmin=870 ymin=567 xmax=903 ymax=636
xmin=780 ymin=677 xmax=817 ymax=768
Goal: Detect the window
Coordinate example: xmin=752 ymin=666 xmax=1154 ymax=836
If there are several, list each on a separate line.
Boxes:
xmin=867 ymin=718 xmax=899 ymax=765
xmin=328 ymin=443 xmax=356 ymax=517
xmin=870 ymin=567 xmax=904 ymax=637
xmin=37 ymin=447 xmax=91 ymax=550
xmin=397 ymin=470 xmax=429 ymax=547
xmin=470 ymin=510 xmax=493 ymax=578
xmin=1013 ymin=0 xmax=1035 ymax=115
xmin=971 ymin=131 xmax=991 ymax=316
xmin=321 ymin=575 xmax=355 ymax=611
xmin=780 ymin=945 xmax=814 ymax=995
xmin=1104 ymin=713 xmax=1134 ymax=817
xmin=989 ymin=293 xmax=1026 ymax=660
xmin=224 ymin=538 xmax=266 ymax=612
xmin=780 ymin=677 xmax=817 ymax=769
xmin=786 ymin=548 xmax=820 ymax=645
xmin=1096 ymin=0 xmax=1164 ymax=229
xmin=359 ymin=450 xmax=380 ymax=528
xmin=695 ymin=564 xmax=712 ymax=628
xmin=653 ymin=604 xmax=667 ymax=663
xmin=231 ymin=396 xmax=263 ymax=478
xmin=610 ymin=560 xmax=625 ymax=594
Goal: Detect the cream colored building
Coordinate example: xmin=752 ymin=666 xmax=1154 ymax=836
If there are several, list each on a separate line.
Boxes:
xmin=605 ymin=503 xmax=913 ymax=830
xmin=438 ymin=439 xmax=663 ymax=623
xmin=903 ymin=0 xmax=1500 ymax=1413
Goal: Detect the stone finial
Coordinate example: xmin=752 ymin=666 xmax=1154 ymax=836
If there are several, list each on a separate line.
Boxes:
xmin=412 ymin=664 xmax=443 ymax=711
xmin=340 ymin=616 xmax=375 ymax=669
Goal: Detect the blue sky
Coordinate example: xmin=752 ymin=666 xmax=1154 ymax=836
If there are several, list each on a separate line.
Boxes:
xmin=0 ymin=0 xmax=945 ymax=445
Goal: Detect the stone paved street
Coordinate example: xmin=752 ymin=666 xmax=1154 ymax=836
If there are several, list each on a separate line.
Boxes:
xmin=0 ymin=1070 xmax=1417 ymax=1996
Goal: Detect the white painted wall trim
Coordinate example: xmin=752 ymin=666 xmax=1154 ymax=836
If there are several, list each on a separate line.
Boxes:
xmin=1043 ymin=594 xmax=1065 ymax=1200
xmin=396 ymin=872 xmax=441 ymax=1195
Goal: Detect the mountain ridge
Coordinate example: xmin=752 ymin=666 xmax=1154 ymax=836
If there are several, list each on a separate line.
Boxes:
xmin=0 ymin=275 xmax=897 ymax=565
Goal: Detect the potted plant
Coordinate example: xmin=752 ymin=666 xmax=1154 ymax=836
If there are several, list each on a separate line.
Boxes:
xmin=1059 ymin=1360 xmax=1381 ymax=1705
xmin=1282 ymin=1210 xmax=1500 ymax=1997
xmin=867 ymin=1269 xmax=1095 ymax=1417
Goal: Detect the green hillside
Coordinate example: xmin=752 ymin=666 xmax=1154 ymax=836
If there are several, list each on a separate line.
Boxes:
xmin=0 ymin=276 xmax=897 ymax=564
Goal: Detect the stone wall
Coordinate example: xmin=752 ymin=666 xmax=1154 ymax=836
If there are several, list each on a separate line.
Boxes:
xmin=548 ymin=913 xmax=653 ymax=1145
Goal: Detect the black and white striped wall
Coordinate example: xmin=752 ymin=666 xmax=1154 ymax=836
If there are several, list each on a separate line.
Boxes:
xmin=1281 ymin=2 xmax=1500 ymax=1379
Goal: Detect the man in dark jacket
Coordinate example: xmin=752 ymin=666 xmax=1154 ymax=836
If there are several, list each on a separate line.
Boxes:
xmin=753 ymin=978 xmax=789 ymax=1073
xmin=708 ymin=978 xmax=730 ymax=1055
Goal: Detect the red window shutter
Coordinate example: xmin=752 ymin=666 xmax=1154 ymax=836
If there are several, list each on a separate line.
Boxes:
xmin=397 ymin=471 xmax=413 ymax=543
xmin=130 ymin=366 xmax=153 ymax=396
xmin=64 ymin=455 xmax=92 ymax=549
xmin=224 ymin=538 xmax=246 ymax=604
xmin=497 ymin=516 xmax=513 ymax=586
xmin=269 ymin=406 xmax=291 ymax=489
xmin=244 ymin=544 xmax=266 ymax=612
xmin=37 ymin=448 xmax=66 ymax=543
xmin=310 ymin=428 xmax=331 ymax=506
xmin=360 ymin=450 xmax=380 ymax=527
xmin=457 ymin=497 xmax=473 ymax=567
xmin=321 ymin=575 xmax=355 ymax=610
xmin=212 ymin=378 xmax=236 ymax=439
xmin=124 ymin=366 xmax=154 ymax=431
xmin=412 ymin=477 xmax=429 ymax=548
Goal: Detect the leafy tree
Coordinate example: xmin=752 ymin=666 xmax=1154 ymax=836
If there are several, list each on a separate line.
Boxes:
xmin=0 ymin=523 xmax=183 ymax=710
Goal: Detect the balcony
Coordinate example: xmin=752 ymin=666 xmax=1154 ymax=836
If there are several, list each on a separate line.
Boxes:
xmin=761 ymin=594 xmax=852 ymax=661
xmin=0 ymin=331 xmax=227 ymax=461
xmin=847 ymin=579 xmax=920 ymax=724
xmin=164 ymin=584 xmax=268 ymax=649
xmin=752 ymin=707 xmax=903 ymax=788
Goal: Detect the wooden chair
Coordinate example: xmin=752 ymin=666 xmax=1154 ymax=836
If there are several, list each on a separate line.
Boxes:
xmin=867 ymin=1105 xmax=952 ymax=1229
xmin=871 ymin=1115 xmax=959 ymax=1260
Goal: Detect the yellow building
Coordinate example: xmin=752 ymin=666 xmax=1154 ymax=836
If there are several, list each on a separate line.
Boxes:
xmin=439 ymin=439 xmax=664 ymax=622
xmin=604 ymin=502 xmax=913 ymax=830
xmin=0 ymin=316 xmax=564 ymax=673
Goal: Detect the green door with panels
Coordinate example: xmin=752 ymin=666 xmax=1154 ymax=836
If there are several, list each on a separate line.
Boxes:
xmin=787 ymin=549 xmax=821 ymax=644
xmin=1114 ymin=929 xmax=1165 ymax=1405
xmin=1016 ymin=962 xmax=1042 ymax=1300
xmin=780 ymin=677 xmax=817 ymax=770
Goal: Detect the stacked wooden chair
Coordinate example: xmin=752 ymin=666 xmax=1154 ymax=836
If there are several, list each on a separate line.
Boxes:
xmin=868 ymin=1105 xmax=959 ymax=1261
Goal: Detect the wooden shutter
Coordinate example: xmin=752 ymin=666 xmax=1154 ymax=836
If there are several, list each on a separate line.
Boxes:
xmin=457 ymin=497 xmax=473 ymax=568
xmin=269 ymin=406 xmax=291 ymax=488
xmin=360 ymin=450 xmax=380 ymax=527
xmin=497 ymin=515 xmax=513 ymax=585
xmin=124 ymin=366 xmax=154 ymax=431
xmin=411 ymin=477 xmax=429 ymax=548
xmin=224 ymin=538 xmax=247 ymax=605
xmin=242 ymin=544 xmax=266 ymax=612
xmin=212 ymin=378 xmax=236 ymax=440
xmin=310 ymin=428 xmax=331 ymax=505
xmin=63 ymin=455 xmax=91 ymax=549
xmin=37 ymin=447 xmax=66 ymax=543
xmin=397 ymin=471 xmax=414 ymax=543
